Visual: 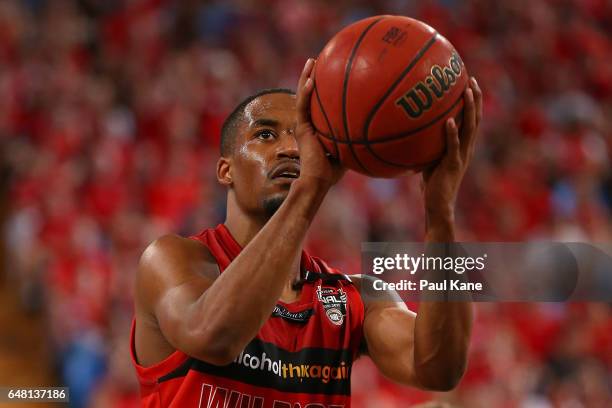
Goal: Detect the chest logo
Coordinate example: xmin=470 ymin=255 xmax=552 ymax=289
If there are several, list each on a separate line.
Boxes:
xmin=316 ymin=286 xmax=347 ymax=326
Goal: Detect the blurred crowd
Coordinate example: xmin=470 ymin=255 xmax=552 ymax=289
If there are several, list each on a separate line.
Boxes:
xmin=1 ymin=0 xmax=611 ymax=407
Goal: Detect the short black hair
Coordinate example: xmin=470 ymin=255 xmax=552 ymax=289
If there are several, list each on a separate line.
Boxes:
xmin=220 ymin=88 xmax=295 ymax=157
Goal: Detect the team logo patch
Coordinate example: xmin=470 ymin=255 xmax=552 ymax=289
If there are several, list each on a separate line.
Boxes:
xmin=316 ymin=286 xmax=347 ymax=326
xmin=325 ymin=308 xmax=344 ymax=326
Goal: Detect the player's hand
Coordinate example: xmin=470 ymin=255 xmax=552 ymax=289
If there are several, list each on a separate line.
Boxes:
xmin=295 ymin=58 xmax=346 ymax=188
xmin=421 ymin=77 xmax=482 ymax=224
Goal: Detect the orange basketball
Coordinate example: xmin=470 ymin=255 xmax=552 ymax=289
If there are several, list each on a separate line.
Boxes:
xmin=311 ymin=15 xmax=468 ymax=177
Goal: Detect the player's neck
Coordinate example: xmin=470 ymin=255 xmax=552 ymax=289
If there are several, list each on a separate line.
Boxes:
xmin=224 ymin=218 xmax=264 ymax=248
xmin=224 ymin=215 xmax=304 ymax=295
xmin=223 ymin=195 xmax=263 ymax=247
xmin=224 ymin=199 xmax=303 ymax=285
xmin=224 ymin=199 xmax=302 ymax=253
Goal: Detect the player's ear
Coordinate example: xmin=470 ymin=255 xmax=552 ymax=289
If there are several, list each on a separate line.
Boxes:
xmin=217 ymin=157 xmax=232 ymax=186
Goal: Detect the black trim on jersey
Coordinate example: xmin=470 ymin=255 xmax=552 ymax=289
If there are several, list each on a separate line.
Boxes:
xmin=158 ymin=338 xmax=353 ymax=396
xmin=292 ymin=270 xmax=353 ymax=290
xmin=303 ymin=270 xmax=352 ymax=283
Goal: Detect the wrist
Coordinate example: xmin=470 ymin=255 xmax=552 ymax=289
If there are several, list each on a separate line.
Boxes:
xmin=288 ymin=177 xmax=330 ymax=219
xmin=426 ymin=204 xmax=455 ymax=223
xmin=425 ymin=200 xmax=455 ymax=218
xmin=425 ymin=210 xmax=456 ymax=242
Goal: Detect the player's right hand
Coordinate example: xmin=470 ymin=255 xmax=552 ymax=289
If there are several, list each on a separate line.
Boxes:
xmin=295 ymin=58 xmax=346 ymax=188
xmin=421 ymin=77 xmax=482 ymax=226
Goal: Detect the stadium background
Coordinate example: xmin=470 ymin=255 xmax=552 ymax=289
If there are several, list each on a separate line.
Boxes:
xmin=0 ymin=0 xmax=610 ymax=407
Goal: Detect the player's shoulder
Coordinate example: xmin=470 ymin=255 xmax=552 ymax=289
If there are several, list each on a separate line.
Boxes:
xmin=145 ymin=233 xmax=216 ymax=260
xmin=135 ymin=234 xmax=220 ymax=313
xmin=138 ymin=233 xmax=219 ymax=282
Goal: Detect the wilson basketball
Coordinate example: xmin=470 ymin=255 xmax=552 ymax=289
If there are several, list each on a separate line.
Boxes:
xmin=311 ymin=15 xmax=468 ymax=177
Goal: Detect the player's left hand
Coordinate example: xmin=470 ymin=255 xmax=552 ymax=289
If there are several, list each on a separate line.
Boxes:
xmin=295 ymin=58 xmax=346 ymax=188
xmin=421 ymin=77 xmax=482 ymax=224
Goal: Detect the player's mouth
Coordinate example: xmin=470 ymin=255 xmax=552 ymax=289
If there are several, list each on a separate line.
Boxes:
xmin=269 ymin=161 xmax=301 ymax=180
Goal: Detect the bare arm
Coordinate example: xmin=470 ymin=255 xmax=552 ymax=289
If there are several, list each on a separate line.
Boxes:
xmin=355 ymin=77 xmax=482 ymax=391
xmin=351 ymin=275 xmax=419 ymax=386
xmin=136 ymin=181 xmax=327 ymax=365
xmin=134 ymin=58 xmax=343 ymax=366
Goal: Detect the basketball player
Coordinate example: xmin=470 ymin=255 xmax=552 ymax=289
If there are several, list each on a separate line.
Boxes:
xmin=131 ymin=58 xmax=482 ymax=407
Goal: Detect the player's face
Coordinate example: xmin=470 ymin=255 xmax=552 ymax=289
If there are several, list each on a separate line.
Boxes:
xmin=224 ymin=93 xmax=300 ymax=217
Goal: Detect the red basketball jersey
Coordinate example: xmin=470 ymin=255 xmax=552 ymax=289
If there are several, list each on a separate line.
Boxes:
xmin=130 ymin=224 xmax=365 ymax=408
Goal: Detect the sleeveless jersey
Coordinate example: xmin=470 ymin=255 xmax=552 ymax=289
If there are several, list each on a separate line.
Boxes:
xmin=130 ymin=224 xmax=365 ymax=408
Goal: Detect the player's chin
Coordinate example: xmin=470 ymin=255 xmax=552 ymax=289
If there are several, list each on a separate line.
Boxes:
xmin=263 ymin=177 xmax=294 ymax=204
xmin=262 ymin=192 xmax=288 ymax=218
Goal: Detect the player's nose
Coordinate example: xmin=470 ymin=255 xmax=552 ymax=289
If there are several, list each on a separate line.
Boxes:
xmin=276 ymin=130 xmax=299 ymax=160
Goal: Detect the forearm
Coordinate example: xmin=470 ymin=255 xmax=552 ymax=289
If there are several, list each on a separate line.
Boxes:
xmin=411 ymin=75 xmax=480 ymax=390
xmin=192 ymin=179 xmax=328 ymax=355
xmin=413 ymin=215 xmax=473 ymax=391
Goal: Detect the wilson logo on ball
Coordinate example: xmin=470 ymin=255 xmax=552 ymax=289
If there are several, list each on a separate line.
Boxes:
xmin=395 ymin=53 xmax=463 ymax=119
xmin=312 ymin=15 xmax=468 ymax=176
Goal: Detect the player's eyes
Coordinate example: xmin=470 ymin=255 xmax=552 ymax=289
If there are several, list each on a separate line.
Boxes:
xmin=256 ymin=130 xmax=276 ymax=140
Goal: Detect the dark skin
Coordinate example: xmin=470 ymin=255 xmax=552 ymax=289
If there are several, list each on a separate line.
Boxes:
xmin=134 ymin=59 xmax=483 ymax=391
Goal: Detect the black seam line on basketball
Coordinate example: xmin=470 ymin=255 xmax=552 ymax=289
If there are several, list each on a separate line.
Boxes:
xmin=313 ymin=80 xmax=340 ymax=159
xmin=318 ymin=92 xmax=464 ymax=146
xmin=362 ymin=32 xmax=438 ymax=145
xmin=342 ymin=17 xmax=385 ymax=176
xmin=366 ymin=152 xmax=439 ymax=171
xmin=363 ymin=93 xmax=464 ymax=168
